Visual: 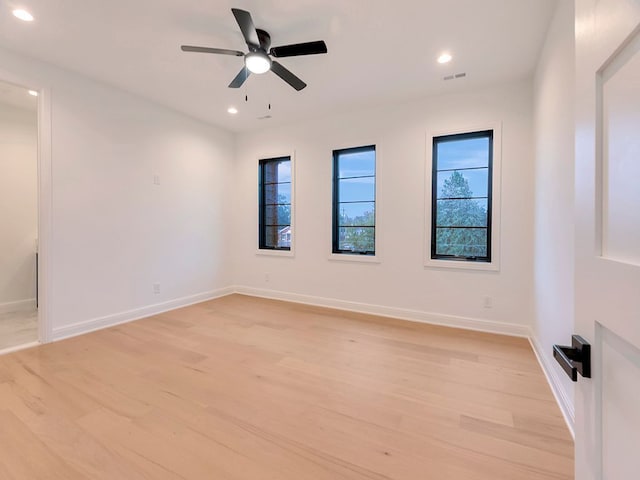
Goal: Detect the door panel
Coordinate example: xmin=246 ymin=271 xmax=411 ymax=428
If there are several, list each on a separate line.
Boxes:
xmin=598 ymin=324 xmax=640 ymax=479
xmin=575 ymin=0 xmax=640 ymax=479
xmin=600 ymin=31 xmax=640 ymax=266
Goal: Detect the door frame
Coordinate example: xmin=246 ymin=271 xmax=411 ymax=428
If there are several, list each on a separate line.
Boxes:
xmin=0 ymin=68 xmax=53 ymax=344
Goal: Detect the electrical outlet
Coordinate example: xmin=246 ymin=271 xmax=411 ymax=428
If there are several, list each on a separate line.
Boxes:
xmin=153 ymin=283 xmax=160 ymax=295
xmin=153 ymin=174 xmax=160 ymax=185
xmin=483 ymin=296 xmax=493 ymax=309
xmin=265 ymin=273 xmax=270 ymax=283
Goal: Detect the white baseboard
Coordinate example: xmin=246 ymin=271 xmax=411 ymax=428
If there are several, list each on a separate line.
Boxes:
xmin=528 ymin=332 xmax=575 ymax=438
xmin=52 ymin=287 xmax=235 ymax=341
xmin=0 ymin=341 xmax=40 ymax=356
xmin=232 ymin=286 xmax=530 ymax=338
xmin=0 ymin=298 xmax=36 ymax=314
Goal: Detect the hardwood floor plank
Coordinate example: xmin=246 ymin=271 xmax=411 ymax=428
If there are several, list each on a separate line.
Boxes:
xmin=0 ymin=410 xmax=86 ymax=479
xmin=0 ymin=294 xmax=573 ymax=479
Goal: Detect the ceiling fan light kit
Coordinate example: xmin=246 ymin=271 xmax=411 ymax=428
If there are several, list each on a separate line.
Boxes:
xmin=245 ymin=52 xmax=271 ymax=74
xmin=180 ymin=8 xmax=328 ymax=91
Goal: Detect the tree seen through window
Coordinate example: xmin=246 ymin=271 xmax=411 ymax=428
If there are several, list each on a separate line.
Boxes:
xmin=432 ymin=131 xmax=492 ymax=261
xmin=333 ymin=146 xmax=376 ymax=255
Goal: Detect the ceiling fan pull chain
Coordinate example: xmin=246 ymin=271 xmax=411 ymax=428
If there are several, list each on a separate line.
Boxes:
xmin=244 ymin=71 xmax=249 ymax=102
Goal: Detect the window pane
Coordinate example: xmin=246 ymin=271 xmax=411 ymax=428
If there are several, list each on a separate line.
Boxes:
xmin=437 ymin=137 xmax=490 ymax=171
xmin=277 ymin=161 xmax=291 ymax=183
xmin=339 ymin=176 xmax=375 ymax=202
xmin=264 ymin=204 xmax=291 ymax=225
xmin=333 ymin=146 xmax=375 ymax=256
xmin=338 ymin=150 xmax=375 ymax=178
xmin=259 ymin=157 xmax=291 ymax=250
xmin=338 ymin=227 xmax=375 ymax=252
xmin=436 ymin=199 xmax=488 ymax=227
xmin=264 ymin=183 xmax=291 ymax=204
xmin=263 ymin=226 xmax=292 ymax=248
xmin=435 ymin=228 xmax=487 ymax=257
xmin=262 ymin=158 xmax=289 ymax=184
xmin=338 ymin=202 xmax=375 ymax=226
xmin=431 ymin=131 xmax=492 ymax=262
xmin=437 ymin=169 xmax=488 ymax=199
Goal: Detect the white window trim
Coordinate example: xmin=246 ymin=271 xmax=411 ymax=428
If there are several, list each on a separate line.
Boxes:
xmin=328 ymin=142 xmax=382 ymax=264
xmin=424 ymin=123 xmax=502 ymax=272
xmin=328 ymin=253 xmax=381 ymax=264
xmin=256 ymin=150 xmax=296 ymax=258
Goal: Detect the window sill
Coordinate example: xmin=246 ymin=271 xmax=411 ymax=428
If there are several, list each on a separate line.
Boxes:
xmin=328 ymin=253 xmax=380 ymax=264
xmin=424 ymin=257 xmax=499 ymax=271
xmin=256 ymin=249 xmax=294 ymax=258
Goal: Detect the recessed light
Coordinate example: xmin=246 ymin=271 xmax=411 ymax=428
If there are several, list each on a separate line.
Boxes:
xmin=28 ymin=90 xmax=38 ymax=97
xmin=12 ymin=9 xmax=34 ymax=22
xmin=227 ymin=107 xmax=238 ymax=115
xmin=438 ymin=52 xmax=452 ymax=64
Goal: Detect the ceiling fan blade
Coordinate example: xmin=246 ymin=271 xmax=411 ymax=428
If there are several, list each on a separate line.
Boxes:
xmin=270 ymin=40 xmax=327 ymax=58
xmin=231 ymin=8 xmax=260 ymax=49
xmin=181 ymin=45 xmax=244 ymax=56
xmin=271 ymin=61 xmax=306 ymax=91
xmin=229 ymin=67 xmax=250 ymax=88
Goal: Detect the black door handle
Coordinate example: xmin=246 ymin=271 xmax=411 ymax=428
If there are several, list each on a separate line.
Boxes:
xmin=553 ymin=335 xmax=591 ymax=382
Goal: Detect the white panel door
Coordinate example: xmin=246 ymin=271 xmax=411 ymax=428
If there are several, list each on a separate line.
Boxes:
xmin=574 ymin=0 xmax=640 ymax=479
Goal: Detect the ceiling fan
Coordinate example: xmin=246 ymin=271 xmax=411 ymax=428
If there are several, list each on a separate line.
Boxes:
xmin=181 ymin=8 xmax=328 ymax=91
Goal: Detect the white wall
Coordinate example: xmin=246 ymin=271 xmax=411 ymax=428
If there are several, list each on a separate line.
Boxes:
xmin=0 ymin=47 xmax=235 ymax=337
xmin=0 ymin=102 xmax=37 ymax=310
xmin=0 ymin=19 xmax=581 ymax=442
xmin=233 ymin=80 xmax=535 ymax=332
xmin=532 ymin=0 xmax=576 ymax=430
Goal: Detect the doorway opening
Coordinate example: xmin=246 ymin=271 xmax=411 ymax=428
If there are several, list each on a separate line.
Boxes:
xmin=0 ymin=80 xmax=39 ymax=352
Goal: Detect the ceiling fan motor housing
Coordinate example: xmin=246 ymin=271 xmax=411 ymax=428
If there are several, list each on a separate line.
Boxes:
xmin=255 ymin=29 xmax=271 ymax=51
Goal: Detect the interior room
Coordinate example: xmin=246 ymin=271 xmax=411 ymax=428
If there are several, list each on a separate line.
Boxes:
xmin=0 ymin=0 xmax=638 ymax=478
xmin=0 ymin=80 xmax=38 ymax=351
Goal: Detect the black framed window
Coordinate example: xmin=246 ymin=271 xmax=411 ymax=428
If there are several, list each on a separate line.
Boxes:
xmin=431 ymin=130 xmax=493 ymax=262
xmin=259 ymin=157 xmax=291 ymax=250
xmin=332 ymin=145 xmax=376 ymax=255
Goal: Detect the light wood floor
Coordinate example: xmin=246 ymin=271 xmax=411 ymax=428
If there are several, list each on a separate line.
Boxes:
xmin=0 ymin=308 xmax=38 ymax=351
xmin=0 ymin=294 xmax=573 ymax=479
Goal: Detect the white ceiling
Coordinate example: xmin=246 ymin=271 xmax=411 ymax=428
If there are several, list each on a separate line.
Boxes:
xmin=0 ymin=0 xmax=557 ymax=132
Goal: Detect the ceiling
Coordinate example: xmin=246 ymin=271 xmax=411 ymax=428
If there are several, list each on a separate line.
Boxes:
xmin=0 ymin=0 xmax=557 ymax=132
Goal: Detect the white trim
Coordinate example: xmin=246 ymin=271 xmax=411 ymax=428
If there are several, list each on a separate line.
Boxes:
xmin=233 ymin=285 xmax=529 ymax=337
xmin=0 ymin=299 xmax=36 ymax=314
xmin=256 ymin=151 xmax=296 ymax=257
xmin=0 ymin=341 xmax=40 ymax=357
xmin=37 ymin=84 xmax=53 ymax=343
xmin=424 ymin=122 xmax=502 ymax=272
xmin=256 ymin=249 xmax=295 ymax=258
xmin=424 ymin=258 xmax=499 ymax=272
xmin=52 ymin=287 xmax=234 ymax=341
xmin=328 ymin=253 xmax=381 ymax=264
xmin=528 ymin=331 xmax=576 ymax=438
